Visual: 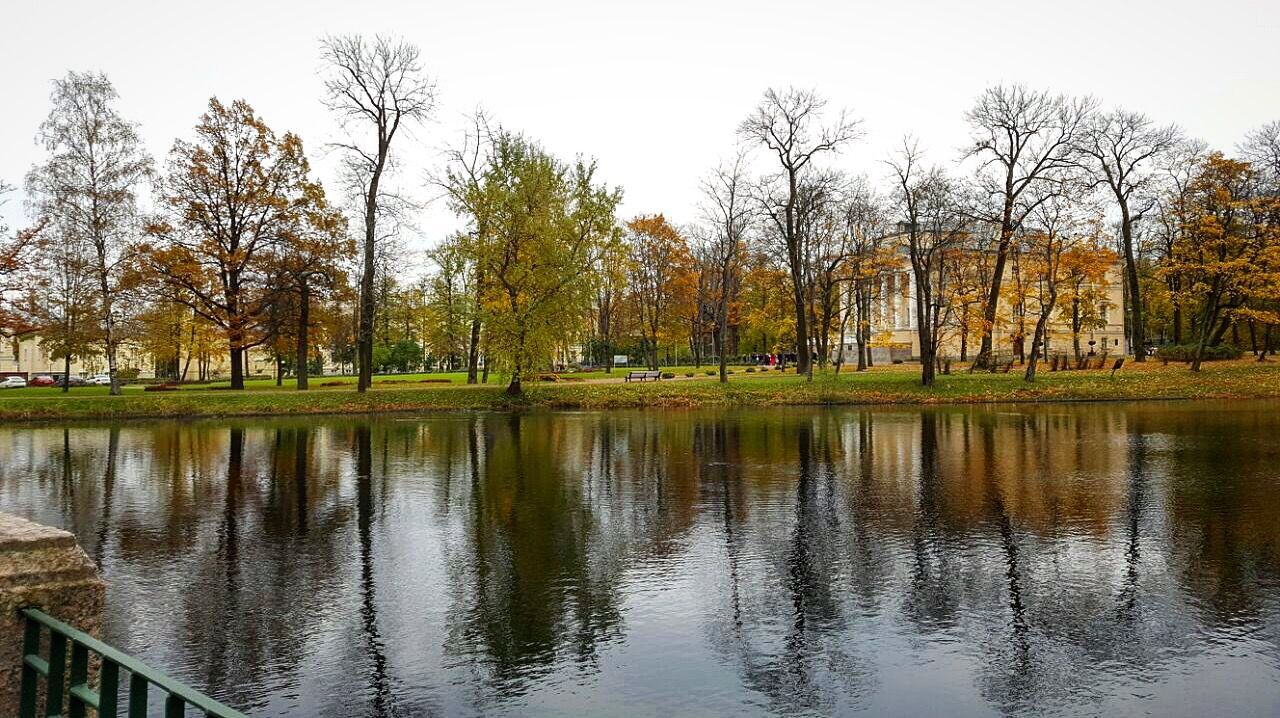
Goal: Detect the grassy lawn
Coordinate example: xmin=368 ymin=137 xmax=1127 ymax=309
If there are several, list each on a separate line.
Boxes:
xmin=0 ymin=359 xmax=1274 ymax=422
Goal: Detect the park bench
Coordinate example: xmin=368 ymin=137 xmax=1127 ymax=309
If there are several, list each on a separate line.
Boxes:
xmin=625 ymin=370 xmax=661 ymax=383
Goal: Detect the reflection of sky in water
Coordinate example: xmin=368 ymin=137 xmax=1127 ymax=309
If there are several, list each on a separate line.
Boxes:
xmin=0 ymin=401 xmax=1277 ymax=717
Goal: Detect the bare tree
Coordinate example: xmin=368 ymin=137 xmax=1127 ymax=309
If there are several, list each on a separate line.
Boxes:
xmin=888 ymin=139 xmax=968 ymax=386
xmin=1240 ymin=121 xmax=1280 ymax=183
xmin=321 ymin=34 xmax=435 ymax=392
xmin=699 ymin=151 xmax=754 ymax=382
xmin=801 ymin=171 xmax=851 ymax=369
xmin=1079 ymin=109 xmax=1179 ymax=360
xmin=836 ymin=180 xmax=888 ymax=373
xmin=739 ymin=87 xmax=861 ymax=379
xmin=25 ymin=71 xmax=151 ymax=395
xmin=963 ymin=85 xmax=1095 ymax=367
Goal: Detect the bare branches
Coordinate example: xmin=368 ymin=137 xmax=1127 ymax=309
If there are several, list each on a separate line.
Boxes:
xmin=1240 ymin=120 xmax=1280 ymax=188
xmin=738 ymin=86 xmax=862 ymax=377
xmin=320 ymin=35 xmax=436 ymax=150
xmin=964 ymin=85 xmax=1096 ymax=220
xmin=320 ymin=33 xmax=435 ymax=391
xmin=739 ymin=87 xmax=862 ymax=177
xmin=1080 ymin=109 xmax=1180 ymax=217
xmin=960 ymin=84 xmax=1097 ymax=364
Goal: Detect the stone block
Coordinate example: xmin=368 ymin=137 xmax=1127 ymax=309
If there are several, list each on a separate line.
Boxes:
xmin=0 ymin=512 xmax=105 ymax=716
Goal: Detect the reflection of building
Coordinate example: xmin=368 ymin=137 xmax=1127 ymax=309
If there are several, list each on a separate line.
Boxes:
xmin=833 ymin=230 xmax=1128 ymax=362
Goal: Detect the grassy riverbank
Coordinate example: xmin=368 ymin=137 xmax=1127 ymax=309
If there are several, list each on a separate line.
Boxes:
xmin=0 ymin=360 xmax=1275 ymax=422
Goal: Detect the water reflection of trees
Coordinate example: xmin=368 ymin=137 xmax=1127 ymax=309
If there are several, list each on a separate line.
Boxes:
xmin=0 ymin=402 xmax=1275 ymax=715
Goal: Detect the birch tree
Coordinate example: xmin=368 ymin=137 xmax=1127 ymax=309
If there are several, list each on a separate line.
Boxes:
xmin=25 ymin=71 xmax=151 ymax=394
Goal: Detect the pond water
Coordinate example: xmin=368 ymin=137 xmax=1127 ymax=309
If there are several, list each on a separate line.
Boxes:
xmin=1 ymin=402 xmax=1278 ymax=717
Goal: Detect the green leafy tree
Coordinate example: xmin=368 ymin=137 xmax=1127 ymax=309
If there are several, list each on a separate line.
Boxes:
xmin=466 ymin=131 xmax=621 ymax=395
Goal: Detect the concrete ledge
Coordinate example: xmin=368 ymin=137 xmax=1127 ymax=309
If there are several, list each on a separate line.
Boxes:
xmin=0 ymin=512 xmax=105 ymax=716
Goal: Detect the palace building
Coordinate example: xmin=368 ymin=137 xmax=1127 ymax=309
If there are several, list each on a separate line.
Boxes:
xmin=832 ymin=228 xmax=1128 ymax=363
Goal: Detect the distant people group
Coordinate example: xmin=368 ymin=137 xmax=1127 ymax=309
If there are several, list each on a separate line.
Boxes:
xmin=749 ymin=352 xmax=802 ymax=367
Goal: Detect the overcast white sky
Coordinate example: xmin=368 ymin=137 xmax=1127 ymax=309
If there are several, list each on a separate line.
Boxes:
xmin=3 ymin=0 xmax=1278 ymax=262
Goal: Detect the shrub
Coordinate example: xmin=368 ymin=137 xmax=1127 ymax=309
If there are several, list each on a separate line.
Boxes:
xmin=745 ymin=367 xmax=756 ymax=373
xmin=419 ymin=378 xmax=451 ymax=384
xmin=892 ymin=359 xmax=904 ymax=365
xmin=685 ymin=372 xmax=695 ymax=377
xmin=661 ymin=372 xmax=675 ymax=379
xmin=144 ymin=384 xmax=177 ymax=392
xmin=320 ymin=381 xmax=345 ymax=387
xmin=705 ymin=370 xmax=716 ymax=376
xmin=1155 ymin=343 xmax=1243 ymax=362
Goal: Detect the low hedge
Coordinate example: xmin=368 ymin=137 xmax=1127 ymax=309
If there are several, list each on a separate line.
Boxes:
xmin=1156 ymin=343 xmax=1243 ymax=362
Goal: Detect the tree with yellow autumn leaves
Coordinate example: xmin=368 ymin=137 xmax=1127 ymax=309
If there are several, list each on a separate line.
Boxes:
xmin=1162 ymin=153 xmax=1280 ymax=370
xmin=144 ymin=99 xmax=347 ymax=390
xmin=625 ymin=214 xmax=696 ymax=369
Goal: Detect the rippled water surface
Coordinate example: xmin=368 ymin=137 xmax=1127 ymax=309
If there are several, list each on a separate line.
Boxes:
xmin=1 ymin=402 xmax=1278 ymax=717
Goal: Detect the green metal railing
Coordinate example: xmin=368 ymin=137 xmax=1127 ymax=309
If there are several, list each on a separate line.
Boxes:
xmin=19 ymin=607 xmax=248 ymax=718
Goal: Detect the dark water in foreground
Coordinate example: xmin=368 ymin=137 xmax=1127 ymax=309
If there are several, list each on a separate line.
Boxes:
xmin=1 ymin=402 xmax=1278 ymax=717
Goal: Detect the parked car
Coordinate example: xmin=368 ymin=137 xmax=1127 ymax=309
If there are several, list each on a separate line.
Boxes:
xmin=0 ymin=376 xmax=26 ymax=389
xmin=57 ymin=375 xmax=88 ymax=387
xmin=87 ymin=374 xmax=112 ymax=386
xmin=28 ymin=375 xmax=56 ymax=387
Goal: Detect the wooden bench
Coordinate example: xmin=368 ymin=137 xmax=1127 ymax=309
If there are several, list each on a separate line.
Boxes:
xmin=625 ymin=370 xmax=661 ymax=383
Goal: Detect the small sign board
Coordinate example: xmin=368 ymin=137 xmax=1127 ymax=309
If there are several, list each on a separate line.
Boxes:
xmin=613 ymin=355 xmax=629 ymax=366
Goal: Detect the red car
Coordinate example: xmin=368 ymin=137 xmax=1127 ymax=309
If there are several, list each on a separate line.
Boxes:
xmin=28 ymin=375 xmax=56 ymax=387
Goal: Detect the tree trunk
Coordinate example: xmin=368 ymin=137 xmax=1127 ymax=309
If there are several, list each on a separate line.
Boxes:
xmin=1119 ymin=205 xmax=1146 ymax=361
xmin=357 ymin=149 xmax=386 ymax=393
xmin=230 ymin=344 xmax=245 ymax=390
xmin=1024 ymin=297 xmax=1056 ymax=383
xmin=912 ymin=258 xmax=934 ymax=387
xmin=1191 ymin=289 xmax=1221 ymax=372
xmin=62 ymin=353 xmax=71 ymax=393
xmin=1209 ymin=316 xmax=1231 ymax=347
xmin=1072 ymin=298 xmax=1082 ymax=361
xmin=854 ymin=283 xmax=868 ymax=372
xmin=978 ymin=213 xmax=1016 ymax=368
xmin=297 ymin=279 xmax=310 ymax=391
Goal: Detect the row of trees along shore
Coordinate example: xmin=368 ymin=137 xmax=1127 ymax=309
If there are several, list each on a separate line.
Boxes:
xmin=2 ymin=36 xmax=1278 ymax=394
